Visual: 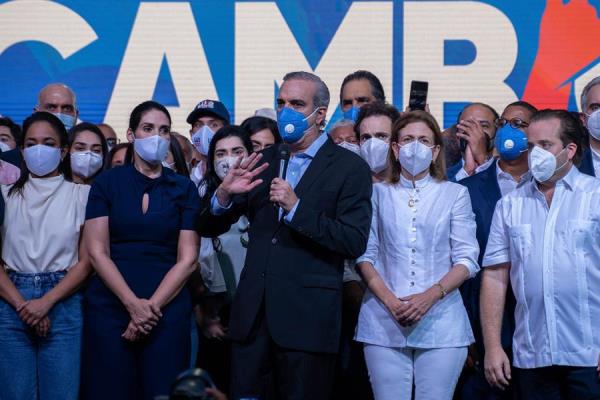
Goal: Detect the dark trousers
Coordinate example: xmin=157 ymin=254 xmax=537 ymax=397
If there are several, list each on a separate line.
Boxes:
xmin=516 ymin=365 xmax=600 ymax=400
xmin=230 ymin=306 xmax=336 ymax=400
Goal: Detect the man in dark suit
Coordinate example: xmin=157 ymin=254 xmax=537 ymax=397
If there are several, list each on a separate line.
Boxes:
xmin=579 ymin=76 xmax=600 ymax=177
xmin=200 ymin=71 xmax=372 ymax=399
xmin=456 ymin=101 xmax=536 ymax=400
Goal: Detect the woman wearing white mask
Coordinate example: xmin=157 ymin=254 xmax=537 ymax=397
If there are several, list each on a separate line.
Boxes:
xmin=0 ymin=112 xmax=92 ymax=400
xmin=196 ymin=126 xmax=253 ymax=390
xmin=81 ymin=101 xmax=201 ymax=399
xmin=67 ymin=122 xmax=107 ymax=185
xmin=355 ymin=111 xmax=480 ymax=400
xmin=355 ymin=102 xmax=401 ymax=182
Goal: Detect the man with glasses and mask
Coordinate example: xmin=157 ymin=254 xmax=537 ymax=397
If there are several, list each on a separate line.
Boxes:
xmin=481 ymin=109 xmax=600 ymax=400
xmin=200 ymin=71 xmax=372 ymax=399
xmin=579 ymin=76 xmax=600 ymax=177
xmin=448 ymin=103 xmax=499 ymax=182
xmin=456 ymin=100 xmax=536 ymax=399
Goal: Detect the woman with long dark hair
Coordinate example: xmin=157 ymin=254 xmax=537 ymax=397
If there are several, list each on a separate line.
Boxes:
xmin=81 ymin=101 xmax=200 ymax=400
xmin=67 ymin=122 xmax=108 ymax=184
xmin=196 ymin=125 xmax=254 ymax=390
xmin=0 ymin=112 xmax=91 ymax=400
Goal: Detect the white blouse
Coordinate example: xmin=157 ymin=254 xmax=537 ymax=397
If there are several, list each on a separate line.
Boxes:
xmin=1 ymin=175 xmax=90 ymax=273
xmin=355 ymin=174 xmax=479 ymax=348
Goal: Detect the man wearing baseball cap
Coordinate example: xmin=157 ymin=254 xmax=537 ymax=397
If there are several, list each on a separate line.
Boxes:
xmin=187 ymin=99 xmax=231 ymax=186
xmin=187 ymin=99 xmax=230 ymax=156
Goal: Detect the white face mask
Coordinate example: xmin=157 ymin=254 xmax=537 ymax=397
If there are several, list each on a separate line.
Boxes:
xmin=214 ymin=156 xmax=240 ymax=180
xmin=133 ymin=135 xmax=169 ymax=165
xmin=0 ymin=141 xmax=11 ymax=152
xmin=586 ymin=109 xmax=600 ymax=141
xmin=337 ymin=141 xmax=360 ymax=155
xmin=528 ymin=145 xmax=568 ymax=183
xmin=191 ymin=126 xmax=215 ymax=156
xmin=359 ymin=138 xmax=389 ymax=174
xmin=70 ymin=151 xmax=103 ymax=179
xmin=24 ymin=144 xmax=62 ymax=177
xmin=190 ymin=161 xmax=204 ymax=186
xmin=398 ymin=140 xmax=433 ymax=177
xmin=162 ymin=160 xmax=176 ymax=170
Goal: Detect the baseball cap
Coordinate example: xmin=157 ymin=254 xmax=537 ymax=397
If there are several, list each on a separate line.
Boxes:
xmin=186 ymin=99 xmax=231 ymax=125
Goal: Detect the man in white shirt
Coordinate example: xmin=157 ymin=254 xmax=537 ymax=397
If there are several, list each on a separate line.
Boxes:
xmin=457 ymin=101 xmax=536 ymax=399
xmin=481 ymin=109 xmax=600 ymax=399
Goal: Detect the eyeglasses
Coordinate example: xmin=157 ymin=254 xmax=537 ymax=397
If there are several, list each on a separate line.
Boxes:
xmin=106 ymin=138 xmax=120 ymax=147
xmin=398 ymin=136 xmax=435 ymax=147
xmin=495 ymin=117 xmax=529 ymax=129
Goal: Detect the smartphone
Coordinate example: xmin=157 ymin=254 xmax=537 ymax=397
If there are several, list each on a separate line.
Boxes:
xmin=408 ymin=80 xmax=428 ymax=111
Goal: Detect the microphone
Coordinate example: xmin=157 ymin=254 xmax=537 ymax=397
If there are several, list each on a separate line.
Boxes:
xmin=276 ymin=144 xmax=291 ymax=213
xmin=278 ymin=144 xmax=290 ymax=180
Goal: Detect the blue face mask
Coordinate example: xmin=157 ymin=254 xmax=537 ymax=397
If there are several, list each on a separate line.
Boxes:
xmin=54 ymin=113 xmax=76 ymax=131
xmin=495 ymin=125 xmax=528 ymax=161
xmin=342 ymin=107 xmax=360 ymax=122
xmin=277 ymin=107 xmax=319 ymax=144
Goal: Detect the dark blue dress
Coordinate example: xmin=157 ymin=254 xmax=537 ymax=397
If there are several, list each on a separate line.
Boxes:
xmin=81 ymin=164 xmax=200 ymax=400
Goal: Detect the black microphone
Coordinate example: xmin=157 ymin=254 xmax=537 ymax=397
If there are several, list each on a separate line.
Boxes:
xmin=278 ymin=144 xmax=290 ymax=180
xmin=275 ymin=144 xmax=291 ymax=213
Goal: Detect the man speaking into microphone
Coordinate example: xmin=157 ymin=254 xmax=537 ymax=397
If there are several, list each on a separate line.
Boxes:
xmin=201 ymin=71 xmax=372 ymax=399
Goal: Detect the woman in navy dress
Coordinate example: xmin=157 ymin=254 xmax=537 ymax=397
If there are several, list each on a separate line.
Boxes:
xmin=81 ymin=101 xmax=200 ymax=400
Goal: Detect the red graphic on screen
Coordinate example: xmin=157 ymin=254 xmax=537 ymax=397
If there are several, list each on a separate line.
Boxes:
xmin=522 ymin=0 xmax=600 ymax=109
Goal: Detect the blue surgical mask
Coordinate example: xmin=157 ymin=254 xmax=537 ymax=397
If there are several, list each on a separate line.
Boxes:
xmin=54 ymin=113 xmax=76 ymax=131
xmin=277 ymin=107 xmax=319 ymax=144
xmin=343 ymin=107 xmax=360 ymax=122
xmin=495 ymin=125 xmax=528 ymax=161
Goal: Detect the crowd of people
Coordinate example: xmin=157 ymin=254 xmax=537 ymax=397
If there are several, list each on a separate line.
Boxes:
xmin=0 ymin=69 xmax=599 ymax=400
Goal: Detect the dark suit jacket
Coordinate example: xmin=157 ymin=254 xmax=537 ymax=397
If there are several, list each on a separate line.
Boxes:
xmin=446 ymin=160 xmax=462 ymax=183
xmin=459 ymin=160 xmax=516 ymax=357
xmin=579 ymin=147 xmax=596 ymax=177
xmin=199 ymin=138 xmax=373 ymax=354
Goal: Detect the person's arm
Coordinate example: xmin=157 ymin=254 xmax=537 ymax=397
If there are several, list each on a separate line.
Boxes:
xmin=198 ymin=153 xmax=268 ymax=238
xmin=150 ymin=230 xmax=199 ymax=308
xmin=18 ymin=229 xmax=93 ymax=327
xmin=280 ymin=159 xmax=373 ymax=259
xmin=357 ymin=262 xmax=407 ymax=320
xmin=399 ymin=187 xmax=480 ymax=325
xmin=0 ymin=267 xmax=25 ymax=309
xmin=85 ymin=217 xmax=161 ymax=333
xmin=355 ymin=189 xmax=408 ymax=319
xmin=480 ymin=200 xmax=512 ymax=389
xmin=481 ymin=263 xmax=512 ymax=390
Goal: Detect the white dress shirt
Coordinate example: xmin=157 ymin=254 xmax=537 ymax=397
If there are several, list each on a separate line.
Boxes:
xmin=1 ymin=175 xmax=90 ymax=273
xmin=591 ymin=146 xmax=600 ymax=177
xmin=496 ymin=162 xmax=531 ymax=197
xmin=483 ymin=166 xmax=600 ymax=368
xmin=455 ymin=156 xmax=495 ymax=181
xmin=355 ymin=174 xmax=479 ymax=348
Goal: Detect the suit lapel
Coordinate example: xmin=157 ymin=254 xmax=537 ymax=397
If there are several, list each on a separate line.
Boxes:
xmin=293 ymin=138 xmax=336 ymax=199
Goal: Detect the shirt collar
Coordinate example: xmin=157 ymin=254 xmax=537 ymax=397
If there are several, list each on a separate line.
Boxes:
xmin=496 ymin=161 xmax=532 ymax=184
xmin=400 ymin=173 xmax=432 ymax=189
xmin=556 ymin=164 xmax=579 ymax=191
xmin=294 ymin=132 xmax=328 ymax=159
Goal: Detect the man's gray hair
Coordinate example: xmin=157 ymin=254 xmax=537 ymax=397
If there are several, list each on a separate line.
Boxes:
xmin=282 ymin=71 xmax=330 ymax=109
xmin=580 ymin=76 xmax=600 ymax=112
xmin=328 ymin=119 xmax=354 ymax=133
xmin=37 ymin=83 xmax=78 ymax=110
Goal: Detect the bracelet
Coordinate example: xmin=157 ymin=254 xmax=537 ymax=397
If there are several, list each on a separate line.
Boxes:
xmin=434 ymin=282 xmax=447 ymax=299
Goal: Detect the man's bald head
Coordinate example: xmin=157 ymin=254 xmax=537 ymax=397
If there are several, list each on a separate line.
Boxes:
xmin=36 ymin=83 xmax=78 ymax=117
